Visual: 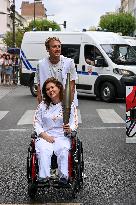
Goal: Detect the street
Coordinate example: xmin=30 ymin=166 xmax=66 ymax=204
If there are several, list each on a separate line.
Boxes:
xmin=0 ymin=85 xmax=136 ymax=205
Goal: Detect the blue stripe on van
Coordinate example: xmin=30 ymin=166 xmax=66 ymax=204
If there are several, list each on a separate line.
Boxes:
xmin=20 ymin=50 xmax=36 ymax=72
xmin=77 ymin=71 xmax=98 ymax=75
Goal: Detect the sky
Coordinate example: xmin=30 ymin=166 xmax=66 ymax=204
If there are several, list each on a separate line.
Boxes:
xmin=15 ymin=0 xmax=121 ymax=31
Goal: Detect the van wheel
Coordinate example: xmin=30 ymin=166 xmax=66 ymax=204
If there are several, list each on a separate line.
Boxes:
xmin=100 ymin=82 xmax=115 ymax=102
xmin=30 ymin=81 xmax=37 ymax=97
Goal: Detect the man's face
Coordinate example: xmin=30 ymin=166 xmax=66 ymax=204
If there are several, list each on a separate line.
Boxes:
xmin=47 ymin=40 xmax=61 ymax=58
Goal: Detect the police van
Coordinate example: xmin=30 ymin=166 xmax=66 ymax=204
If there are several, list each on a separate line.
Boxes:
xmin=20 ymin=31 xmax=136 ymax=102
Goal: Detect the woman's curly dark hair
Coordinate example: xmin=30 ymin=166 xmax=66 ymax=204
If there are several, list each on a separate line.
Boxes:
xmin=42 ymin=77 xmax=63 ymax=108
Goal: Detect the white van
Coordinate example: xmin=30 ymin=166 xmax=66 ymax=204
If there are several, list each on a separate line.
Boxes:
xmin=123 ymin=36 xmax=136 ymax=52
xmin=20 ymin=31 xmax=136 ymax=102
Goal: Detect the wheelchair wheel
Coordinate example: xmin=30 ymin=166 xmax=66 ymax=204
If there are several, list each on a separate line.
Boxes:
xmin=27 ymin=147 xmax=31 ymax=182
xmin=27 ymin=151 xmax=37 ymax=182
xmin=73 ymin=138 xmax=84 ymax=192
xmin=27 ymin=141 xmax=38 ymax=198
xmin=28 ymin=181 xmax=38 ymax=199
xmin=77 ymin=139 xmax=84 ymax=189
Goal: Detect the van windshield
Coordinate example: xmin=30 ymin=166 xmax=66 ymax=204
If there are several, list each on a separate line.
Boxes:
xmin=101 ymin=44 xmax=136 ymax=65
xmin=132 ymin=46 xmax=136 ymax=52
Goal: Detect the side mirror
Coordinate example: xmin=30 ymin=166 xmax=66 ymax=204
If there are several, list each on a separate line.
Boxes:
xmin=95 ymin=56 xmax=107 ymax=67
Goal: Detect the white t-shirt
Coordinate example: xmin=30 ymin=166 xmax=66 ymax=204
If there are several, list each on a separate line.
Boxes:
xmin=37 ymin=55 xmax=77 ymax=89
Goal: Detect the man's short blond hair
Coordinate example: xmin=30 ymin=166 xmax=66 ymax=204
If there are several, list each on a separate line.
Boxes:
xmin=45 ymin=37 xmax=61 ymax=49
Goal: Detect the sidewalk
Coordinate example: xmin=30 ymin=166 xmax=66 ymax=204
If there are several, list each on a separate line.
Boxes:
xmin=0 ymin=84 xmax=16 ymax=100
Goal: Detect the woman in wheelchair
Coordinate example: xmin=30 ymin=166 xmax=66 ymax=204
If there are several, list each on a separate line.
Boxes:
xmin=33 ymin=77 xmax=78 ymax=186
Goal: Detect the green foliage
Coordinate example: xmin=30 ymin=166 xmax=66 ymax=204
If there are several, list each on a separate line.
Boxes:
xmin=3 ymin=32 xmax=13 ymax=48
xmin=3 ymin=19 xmax=61 ymax=48
xmin=3 ymin=28 xmax=27 ymax=48
xmin=28 ymin=19 xmax=61 ymax=31
xmin=99 ymin=12 xmax=136 ymax=36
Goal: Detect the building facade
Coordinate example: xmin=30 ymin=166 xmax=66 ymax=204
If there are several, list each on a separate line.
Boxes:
xmin=21 ymin=1 xmax=47 ymax=25
xmin=0 ymin=0 xmax=11 ymax=35
xmin=121 ymin=0 xmax=136 ymax=35
xmin=0 ymin=0 xmax=12 ymax=51
xmin=0 ymin=0 xmax=27 ymax=51
xmin=121 ymin=0 xmax=136 ymax=13
xmin=121 ymin=0 xmax=129 ymax=11
xmin=15 ymin=11 xmax=27 ymax=28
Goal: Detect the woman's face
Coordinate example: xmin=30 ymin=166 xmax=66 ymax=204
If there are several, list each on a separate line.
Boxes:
xmin=46 ymin=82 xmax=60 ymax=101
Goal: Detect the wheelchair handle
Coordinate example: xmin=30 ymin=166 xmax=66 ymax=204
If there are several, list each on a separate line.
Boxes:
xmin=31 ymin=131 xmax=37 ymax=139
xmin=65 ymin=130 xmax=77 ymax=138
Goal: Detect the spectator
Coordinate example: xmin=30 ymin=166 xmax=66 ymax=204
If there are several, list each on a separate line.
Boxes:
xmin=0 ymin=54 xmax=4 ymax=84
xmin=12 ymin=56 xmax=19 ymax=85
xmin=0 ymin=54 xmax=6 ymax=84
xmin=4 ymin=54 xmax=13 ymax=85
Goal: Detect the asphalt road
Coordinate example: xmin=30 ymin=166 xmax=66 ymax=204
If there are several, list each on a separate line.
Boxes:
xmin=0 ymin=85 xmax=136 ymax=205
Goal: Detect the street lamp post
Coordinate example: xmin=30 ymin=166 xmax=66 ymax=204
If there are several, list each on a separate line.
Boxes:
xmin=34 ymin=0 xmax=36 ymax=29
xmin=10 ymin=0 xmax=16 ymax=47
xmin=12 ymin=0 xmax=15 ymax=48
xmin=33 ymin=0 xmax=43 ymax=30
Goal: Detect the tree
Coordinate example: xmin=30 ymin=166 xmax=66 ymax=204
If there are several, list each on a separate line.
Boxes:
xmin=3 ymin=27 xmax=28 ymax=48
xmin=28 ymin=19 xmax=61 ymax=31
xmin=3 ymin=19 xmax=61 ymax=48
xmin=99 ymin=12 xmax=136 ymax=36
xmin=3 ymin=32 xmax=13 ymax=48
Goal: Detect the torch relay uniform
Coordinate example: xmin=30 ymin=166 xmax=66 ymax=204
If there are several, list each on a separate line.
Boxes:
xmin=33 ymin=101 xmax=78 ymax=179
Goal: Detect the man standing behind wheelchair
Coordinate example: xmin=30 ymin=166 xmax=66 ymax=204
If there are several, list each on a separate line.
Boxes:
xmin=33 ymin=77 xmax=78 ymax=186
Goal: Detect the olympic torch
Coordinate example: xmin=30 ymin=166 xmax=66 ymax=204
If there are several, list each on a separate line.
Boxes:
xmin=63 ymin=73 xmax=71 ymax=125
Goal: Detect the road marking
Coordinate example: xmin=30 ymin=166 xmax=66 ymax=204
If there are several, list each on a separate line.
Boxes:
xmin=17 ymin=109 xmax=82 ymax=125
xmin=0 ymin=111 xmax=9 ymax=120
xmin=0 ymin=109 xmax=125 ymax=127
xmin=17 ymin=110 xmax=35 ymax=125
xmin=0 ymin=126 xmax=125 ymax=132
xmin=0 ymin=204 xmax=82 ymax=205
xmin=77 ymin=109 xmax=82 ymax=123
xmin=126 ymin=137 xmax=136 ymax=143
xmin=0 ymin=128 xmax=30 ymax=132
xmin=96 ymin=109 xmax=125 ymax=123
xmin=79 ymin=126 xmax=125 ymax=130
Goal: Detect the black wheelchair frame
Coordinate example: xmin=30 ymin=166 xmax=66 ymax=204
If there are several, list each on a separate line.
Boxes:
xmin=27 ymin=131 xmax=84 ymax=198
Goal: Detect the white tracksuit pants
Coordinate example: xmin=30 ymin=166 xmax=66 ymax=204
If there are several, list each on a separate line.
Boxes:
xmin=35 ymin=137 xmax=71 ymax=179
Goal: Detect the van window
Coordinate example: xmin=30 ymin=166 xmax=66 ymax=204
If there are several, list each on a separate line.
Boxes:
xmin=132 ymin=46 xmax=136 ymax=52
xmin=101 ymin=44 xmax=136 ymax=65
xmin=84 ymin=45 xmax=105 ymax=66
xmin=61 ymin=44 xmax=80 ymax=64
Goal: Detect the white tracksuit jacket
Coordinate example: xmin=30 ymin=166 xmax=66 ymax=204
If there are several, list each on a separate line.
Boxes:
xmin=33 ymin=101 xmax=78 ymax=179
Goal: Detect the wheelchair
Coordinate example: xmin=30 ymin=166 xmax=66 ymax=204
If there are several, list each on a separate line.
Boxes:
xmin=27 ymin=131 xmax=84 ymax=198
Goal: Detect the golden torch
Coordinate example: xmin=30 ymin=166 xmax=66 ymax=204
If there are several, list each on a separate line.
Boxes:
xmin=63 ymin=73 xmax=71 ymax=125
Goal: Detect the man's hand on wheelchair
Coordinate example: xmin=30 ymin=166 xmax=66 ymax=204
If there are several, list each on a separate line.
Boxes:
xmin=63 ymin=124 xmax=72 ymax=134
xmin=40 ymin=132 xmax=55 ymax=143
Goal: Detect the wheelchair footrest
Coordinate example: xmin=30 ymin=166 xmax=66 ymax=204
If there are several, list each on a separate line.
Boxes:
xmin=36 ymin=178 xmax=72 ymax=188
